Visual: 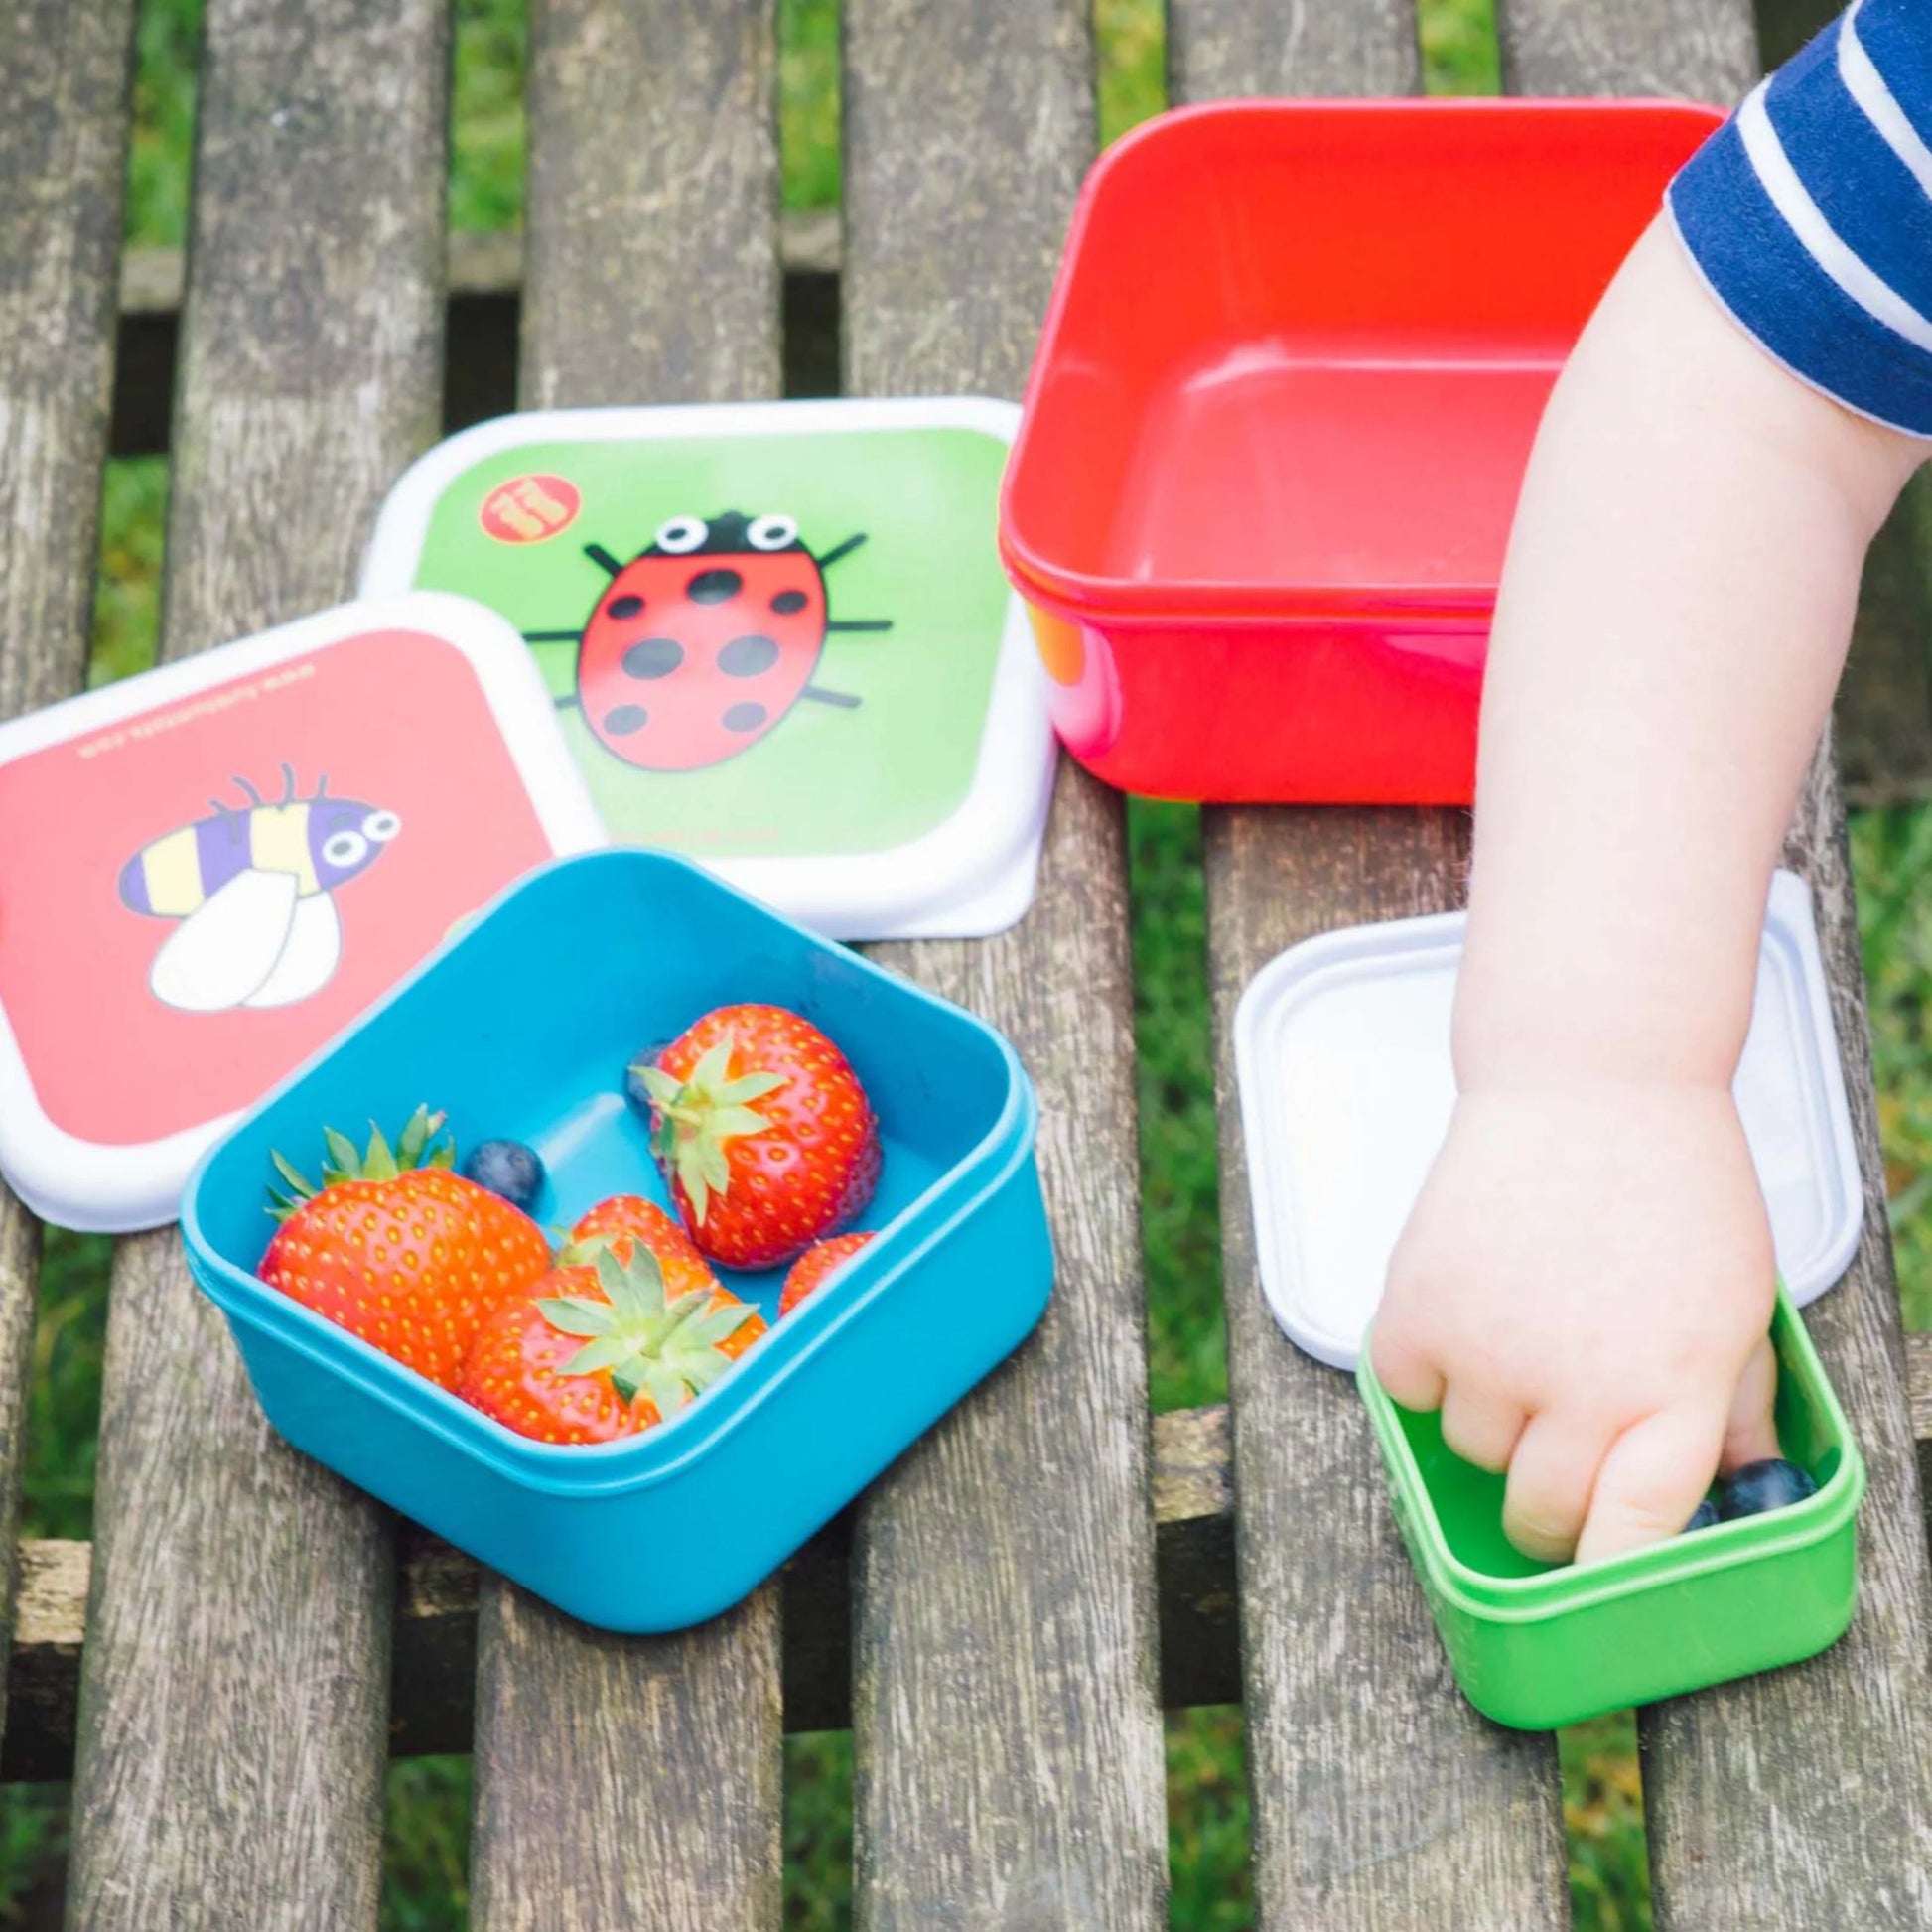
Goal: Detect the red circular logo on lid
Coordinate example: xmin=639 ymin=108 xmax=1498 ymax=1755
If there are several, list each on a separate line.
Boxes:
xmin=479 ymin=474 xmax=581 ymax=544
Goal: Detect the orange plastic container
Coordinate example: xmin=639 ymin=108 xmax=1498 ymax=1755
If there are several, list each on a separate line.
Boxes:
xmin=999 ymin=98 xmax=1724 ymax=803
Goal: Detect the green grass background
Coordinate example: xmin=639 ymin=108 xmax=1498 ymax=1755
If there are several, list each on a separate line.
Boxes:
xmin=5 ymin=1 xmax=1921 ymax=1927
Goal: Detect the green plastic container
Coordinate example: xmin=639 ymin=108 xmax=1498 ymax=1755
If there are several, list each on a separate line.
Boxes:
xmin=1358 ymin=1287 xmax=1865 ymax=1730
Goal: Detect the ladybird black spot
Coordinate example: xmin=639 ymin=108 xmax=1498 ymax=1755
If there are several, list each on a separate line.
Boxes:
xmin=719 ymin=634 xmax=779 ymax=677
xmin=688 ymin=567 xmax=743 ymax=604
xmin=607 ymin=594 xmax=645 ymax=620
xmin=604 ymin=705 xmax=648 ymax=736
xmin=622 ymin=636 xmax=684 ymax=679
xmin=724 ymin=701 xmax=767 ymax=734
xmin=770 ymin=589 xmax=808 ymax=615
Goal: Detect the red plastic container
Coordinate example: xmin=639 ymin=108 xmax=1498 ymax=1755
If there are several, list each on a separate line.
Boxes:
xmin=999 ymin=98 xmax=1724 ymax=803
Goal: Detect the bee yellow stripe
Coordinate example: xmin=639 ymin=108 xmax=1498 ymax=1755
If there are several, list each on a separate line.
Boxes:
xmin=140 ymin=828 xmax=205 ymax=917
xmin=248 ymin=804 xmax=319 ymax=896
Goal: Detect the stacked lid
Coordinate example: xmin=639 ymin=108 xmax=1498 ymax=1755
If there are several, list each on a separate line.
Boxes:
xmin=1234 ymin=871 xmax=1863 ymax=1369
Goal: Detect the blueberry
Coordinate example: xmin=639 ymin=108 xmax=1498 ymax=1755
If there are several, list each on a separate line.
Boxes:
xmin=1718 ymin=1457 xmax=1818 ymax=1522
xmin=462 ymin=1139 xmax=544 ymax=1213
xmin=1684 ymin=1497 xmax=1720 ymax=1533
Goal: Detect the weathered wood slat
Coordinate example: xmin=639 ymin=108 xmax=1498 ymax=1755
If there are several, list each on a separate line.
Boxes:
xmin=1176 ymin=6 xmax=1572 ymax=1925
xmin=0 ymin=0 xmax=138 ymax=1789
xmin=1204 ymin=816 xmax=1573 ymax=1925
xmin=0 ymin=1401 xmax=1238 ymax=1783
xmin=1836 ymin=483 xmax=1932 ymax=809
xmin=839 ymin=5 xmax=1169 ymax=1926
xmin=13 ymin=1339 xmax=1932 ymax=1781
xmin=63 ymin=5 xmax=450 ymax=1926
xmin=1638 ymin=745 xmax=1932 ymax=1927
xmin=1495 ymin=0 xmax=1757 ymax=97
xmin=464 ymin=6 xmax=785 ymax=1930
xmin=1498 ymin=4 xmax=1932 ymax=1925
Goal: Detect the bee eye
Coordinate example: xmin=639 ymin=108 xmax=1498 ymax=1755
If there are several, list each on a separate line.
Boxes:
xmin=654 ymin=516 xmax=708 ymax=555
xmin=746 ymin=514 xmax=797 ymax=552
xmin=323 ymin=830 xmax=369 ymax=869
xmin=362 ymin=809 xmax=401 ymax=844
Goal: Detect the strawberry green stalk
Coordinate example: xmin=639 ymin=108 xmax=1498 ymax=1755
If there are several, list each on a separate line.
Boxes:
xmin=634 ymin=1035 xmax=786 ymax=1224
xmin=266 ymin=1104 xmax=453 ymax=1221
xmin=539 ymin=1245 xmax=755 ymax=1412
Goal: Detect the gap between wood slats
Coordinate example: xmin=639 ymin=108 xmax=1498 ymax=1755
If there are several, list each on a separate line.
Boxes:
xmin=9 ymin=1337 xmax=1932 ymax=1784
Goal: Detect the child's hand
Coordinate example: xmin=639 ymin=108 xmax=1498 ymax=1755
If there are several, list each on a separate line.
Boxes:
xmin=1370 ymin=1080 xmax=1779 ymax=1565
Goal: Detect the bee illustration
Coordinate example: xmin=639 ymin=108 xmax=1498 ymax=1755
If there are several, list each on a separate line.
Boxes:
xmin=523 ymin=510 xmax=892 ymax=772
xmin=117 ymin=767 xmax=401 ymax=1015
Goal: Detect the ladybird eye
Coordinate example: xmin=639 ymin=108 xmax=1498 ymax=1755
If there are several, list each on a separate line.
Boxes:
xmin=747 ymin=514 xmax=797 ymax=552
xmin=362 ymin=809 xmax=401 ymax=844
xmin=654 ymin=516 xmax=708 ymax=554
xmin=323 ymin=830 xmax=369 ymax=869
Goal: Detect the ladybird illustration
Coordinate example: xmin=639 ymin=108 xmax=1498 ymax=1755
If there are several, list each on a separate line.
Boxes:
xmin=525 ymin=510 xmax=892 ymax=771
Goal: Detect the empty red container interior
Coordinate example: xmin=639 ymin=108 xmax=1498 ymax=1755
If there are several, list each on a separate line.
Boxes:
xmin=1002 ymin=98 xmax=1725 ymax=621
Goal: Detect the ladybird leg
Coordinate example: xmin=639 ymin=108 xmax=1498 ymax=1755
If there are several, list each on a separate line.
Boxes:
xmin=815 ymin=532 xmax=868 ymax=571
xmin=801 ymin=687 xmax=861 ymax=709
xmin=825 ymin=618 xmax=892 ymax=632
xmin=584 ymin=542 xmax=624 ymax=577
xmin=553 ymin=691 xmax=581 ymax=712
xmin=523 ymin=629 xmax=583 ymax=642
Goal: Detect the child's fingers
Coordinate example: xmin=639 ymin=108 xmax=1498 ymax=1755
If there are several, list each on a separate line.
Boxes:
xmin=1575 ymin=1405 xmax=1725 ymax=1565
xmin=1367 ymin=1323 xmax=1446 ymax=1414
xmin=1721 ymin=1334 xmax=1780 ymax=1472
xmin=1439 ymin=1387 xmax=1528 ymax=1474
xmin=1501 ymin=1414 xmax=1608 ymax=1563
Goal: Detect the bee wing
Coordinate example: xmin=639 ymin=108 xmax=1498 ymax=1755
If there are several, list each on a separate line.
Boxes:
xmin=241 ymin=891 xmax=343 ymax=1010
xmin=149 ymin=869 xmax=301 ymax=1014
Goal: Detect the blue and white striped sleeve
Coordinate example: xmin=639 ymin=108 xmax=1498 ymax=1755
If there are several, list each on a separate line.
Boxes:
xmin=1667 ymin=0 xmax=1932 ymax=436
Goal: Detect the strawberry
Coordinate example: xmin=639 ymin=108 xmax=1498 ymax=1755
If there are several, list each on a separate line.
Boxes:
xmin=456 ymin=1241 xmax=765 ymax=1444
xmin=635 ymin=1005 xmax=881 ymax=1269
xmin=779 ymin=1231 xmax=876 ymax=1316
xmin=258 ymin=1106 xmax=552 ymax=1389
xmin=567 ymin=1193 xmax=717 ymax=1300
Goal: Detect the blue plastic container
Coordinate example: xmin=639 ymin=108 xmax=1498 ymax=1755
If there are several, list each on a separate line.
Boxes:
xmin=183 ymin=849 xmax=1050 ymax=1632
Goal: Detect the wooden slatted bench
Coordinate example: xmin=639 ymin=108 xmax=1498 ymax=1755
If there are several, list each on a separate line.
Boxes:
xmin=3 ymin=1 xmax=1931 ymax=1926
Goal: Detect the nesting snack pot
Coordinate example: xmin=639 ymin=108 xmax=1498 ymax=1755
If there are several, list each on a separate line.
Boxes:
xmin=1359 ymin=1284 xmax=1863 ymax=1731
xmin=184 ymin=849 xmax=1052 ymax=1634
xmin=1234 ymin=873 xmax=1868 ymax=1726
xmin=999 ymin=97 xmax=1725 ymax=804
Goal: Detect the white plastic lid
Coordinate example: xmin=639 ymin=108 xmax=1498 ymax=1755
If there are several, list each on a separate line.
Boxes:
xmin=1233 ymin=870 xmax=1863 ymax=1369
xmin=358 ymin=397 xmax=1055 ymax=942
xmin=0 ymin=592 xmax=604 ymax=1233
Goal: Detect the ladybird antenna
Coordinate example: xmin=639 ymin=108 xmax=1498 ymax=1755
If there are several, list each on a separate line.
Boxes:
xmin=814 ymin=532 xmax=869 ymax=572
xmin=801 ymin=686 xmax=861 ymax=709
xmin=584 ymin=543 xmax=623 ymax=579
xmin=231 ymin=775 xmax=263 ymax=805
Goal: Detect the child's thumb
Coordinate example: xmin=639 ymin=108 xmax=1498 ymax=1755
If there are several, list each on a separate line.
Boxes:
xmin=1721 ymin=1334 xmax=1780 ymax=1472
xmin=1576 ymin=1405 xmax=1725 ymax=1565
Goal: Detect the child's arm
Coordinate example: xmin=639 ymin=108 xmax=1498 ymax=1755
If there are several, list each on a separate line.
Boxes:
xmin=1369 ymin=212 xmax=1925 ymax=1565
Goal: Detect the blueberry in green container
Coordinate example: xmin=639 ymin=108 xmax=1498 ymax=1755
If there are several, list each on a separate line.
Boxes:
xmin=182 ymin=848 xmax=1051 ymax=1633
xmin=1358 ymin=1285 xmax=1863 ymax=1730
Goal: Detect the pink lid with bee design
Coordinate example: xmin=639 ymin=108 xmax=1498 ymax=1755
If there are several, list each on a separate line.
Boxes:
xmin=0 ymin=592 xmax=604 ymax=1232
xmin=358 ymin=399 xmax=1055 ymax=941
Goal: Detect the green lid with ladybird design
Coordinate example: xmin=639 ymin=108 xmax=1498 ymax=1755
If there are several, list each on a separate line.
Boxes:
xmin=360 ymin=398 xmax=1055 ymax=943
